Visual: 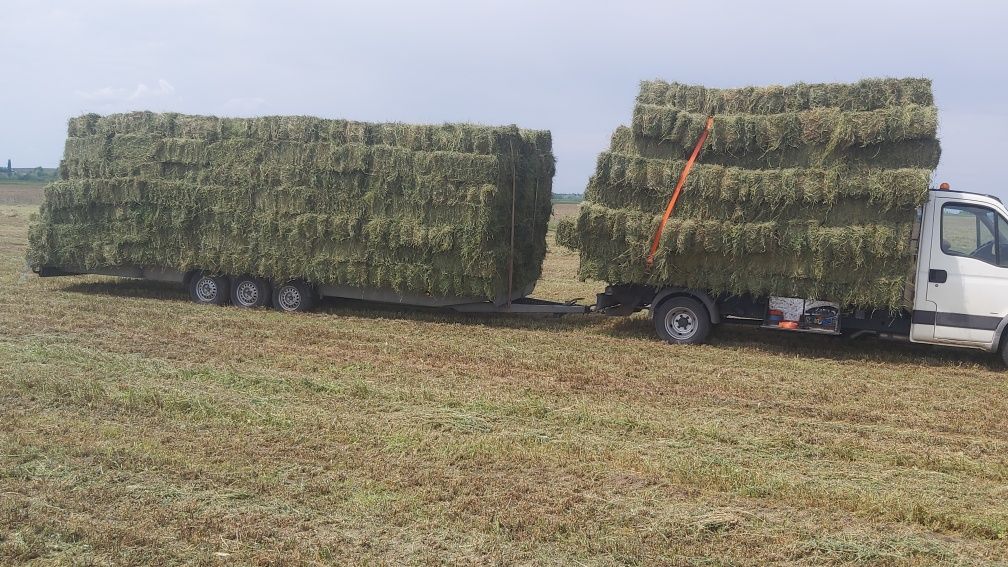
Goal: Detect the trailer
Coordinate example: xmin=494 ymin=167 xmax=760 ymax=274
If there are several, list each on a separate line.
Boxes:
xmin=33 ymin=186 xmax=1008 ymax=365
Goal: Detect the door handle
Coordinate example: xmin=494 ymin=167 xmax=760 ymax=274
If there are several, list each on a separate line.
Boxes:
xmin=929 ymin=269 xmax=947 ymax=283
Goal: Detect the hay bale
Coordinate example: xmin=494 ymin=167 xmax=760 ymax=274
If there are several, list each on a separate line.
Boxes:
xmin=629 ymin=77 xmax=941 ymax=172
xmin=632 ymin=103 xmax=938 ymax=166
xmin=587 ymin=151 xmax=931 ymax=218
xmin=608 ymin=125 xmax=942 ymax=170
xmin=636 ymin=77 xmax=934 ymax=114
xmin=28 ymin=113 xmax=555 ymax=300
xmin=555 ymin=216 xmax=579 ymax=251
xmin=567 ymin=78 xmax=939 ymax=309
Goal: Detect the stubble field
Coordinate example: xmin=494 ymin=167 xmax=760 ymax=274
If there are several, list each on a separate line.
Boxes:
xmin=1 ymin=184 xmax=1006 ymax=565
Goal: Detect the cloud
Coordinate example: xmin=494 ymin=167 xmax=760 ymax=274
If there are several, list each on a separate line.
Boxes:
xmin=76 ymin=79 xmax=176 ymax=104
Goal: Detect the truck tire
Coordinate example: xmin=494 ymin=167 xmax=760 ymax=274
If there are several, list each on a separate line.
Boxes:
xmin=272 ymin=280 xmax=318 ymax=313
xmin=1000 ymin=337 xmax=1008 ymax=368
xmin=654 ymin=296 xmax=711 ymax=345
xmin=231 ymin=275 xmax=272 ymax=308
xmin=189 ymin=272 xmax=230 ymax=306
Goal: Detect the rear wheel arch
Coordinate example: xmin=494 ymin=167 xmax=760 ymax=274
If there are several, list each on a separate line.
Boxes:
xmin=996 ymin=319 xmax=1008 ymax=367
xmin=182 ymin=269 xmax=200 ymax=288
xmin=649 ymin=288 xmax=720 ymax=324
xmin=992 ymin=315 xmax=1008 ymax=351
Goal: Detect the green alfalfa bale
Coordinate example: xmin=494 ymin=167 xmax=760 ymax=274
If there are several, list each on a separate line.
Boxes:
xmin=55 ymin=153 xmax=515 ymax=224
xmin=606 ymin=125 xmax=942 ymax=170
xmin=555 ymin=217 xmax=579 ymax=250
xmin=636 ymin=78 xmax=934 ymax=114
xmin=156 ymin=138 xmax=212 ymax=164
xmin=71 ymin=112 xmax=555 ymax=157
xmin=567 ymin=201 xmax=915 ymax=307
xmin=632 ymin=104 xmax=938 ymax=161
xmin=31 ymin=209 xmax=508 ymax=298
xmin=68 ymin=112 xmax=185 ymax=139
xmin=45 ymin=202 xmax=520 ymax=299
xmin=41 ymin=176 xmax=514 ymax=237
xmin=66 ymin=114 xmax=100 ymax=138
xmin=573 ymin=204 xmax=911 ymax=261
xmin=64 ymin=134 xmax=508 ymax=186
xmin=586 ymin=151 xmax=932 ymax=214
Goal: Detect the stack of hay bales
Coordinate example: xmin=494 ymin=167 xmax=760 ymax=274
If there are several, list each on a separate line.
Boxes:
xmin=28 ymin=112 xmax=555 ymax=301
xmin=558 ymin=78 xmax=940 ymax=309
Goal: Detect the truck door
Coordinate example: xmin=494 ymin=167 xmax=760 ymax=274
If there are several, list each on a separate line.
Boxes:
xmin=924 ymin=199 xmax=1008 ymax=345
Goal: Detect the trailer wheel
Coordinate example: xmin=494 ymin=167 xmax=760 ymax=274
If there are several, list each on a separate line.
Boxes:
xmin=272 ymin=280 xmax=317 ymax=313
xmin=231 ymin=275 xmax=272 ymax=308
xmin=189 ymin=272 xmax=230 ymax=306
xmin=654 ymin=296 xmax=711 ymax=345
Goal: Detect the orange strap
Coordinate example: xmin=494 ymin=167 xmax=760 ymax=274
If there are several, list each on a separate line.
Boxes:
xmin=645 ymin=116 xmax=714 ymax=268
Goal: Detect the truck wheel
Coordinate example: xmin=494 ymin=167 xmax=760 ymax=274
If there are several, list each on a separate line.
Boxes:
xmin=231 ymin=275 xmax=271 ymax=308
xmin=1000 ymin=337 xmax=1008 ymax=368
xmin=654 ymin=296 xmax=711 ymax=345
xmin=189 ymin=272 xmax=230 ymax=306
xmin=272 ymin=280 xmax=317 ymax=313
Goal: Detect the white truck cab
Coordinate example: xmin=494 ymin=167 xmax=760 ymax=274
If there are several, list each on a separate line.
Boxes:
xmin=911 ymin=187 xmax=1008 ymax=353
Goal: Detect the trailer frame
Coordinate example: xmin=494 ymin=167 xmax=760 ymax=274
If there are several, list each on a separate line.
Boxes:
xmin=36 ymin=264 xmax=591 ymax=315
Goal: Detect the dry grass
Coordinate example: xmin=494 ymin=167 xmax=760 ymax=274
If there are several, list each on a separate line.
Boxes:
xmin=2 ymin=185 xmax=1007 ymax=565
xmin=0 ymin=180 xmax=46 ymax=206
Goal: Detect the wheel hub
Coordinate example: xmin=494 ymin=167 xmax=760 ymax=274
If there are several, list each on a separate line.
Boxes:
xmin=665 ymin=307 xmax=697 ymax=339
xmin=236 ymin=281 xmax=258 ymax=306
xmin=278 ymin=286 xmax=301 ymax=311
xmin=195 ymin=277 xmax=218 ymax=302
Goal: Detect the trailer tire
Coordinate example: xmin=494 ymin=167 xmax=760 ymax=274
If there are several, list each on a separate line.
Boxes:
xmin=189 ymin=272 xmax=230 ymax=306
xmin=654 ymin=296 xmax=711 ymax=345
xmin=272 ymin=280 xmax=317 ymax=313
xmin=231 ymin=275 xmax=272 ymax=308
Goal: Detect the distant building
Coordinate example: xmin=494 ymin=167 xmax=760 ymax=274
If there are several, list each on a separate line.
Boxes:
xmin=7 ymin=166 xmax=57 ymax=181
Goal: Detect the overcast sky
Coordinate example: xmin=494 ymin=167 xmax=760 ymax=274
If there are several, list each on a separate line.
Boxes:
xmin=3 ymin=0 xmax=1006 ymax=198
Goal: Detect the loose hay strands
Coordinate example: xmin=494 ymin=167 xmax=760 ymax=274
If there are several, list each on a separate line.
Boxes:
xmin=29 ymin=113 xmax=556 ymax=300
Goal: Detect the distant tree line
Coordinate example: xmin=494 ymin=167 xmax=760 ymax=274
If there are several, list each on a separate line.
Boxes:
xmin=551 ymin=192 xmax=584 ymax=204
